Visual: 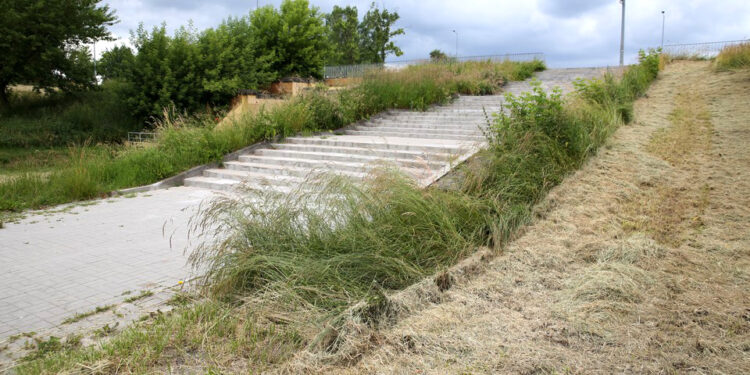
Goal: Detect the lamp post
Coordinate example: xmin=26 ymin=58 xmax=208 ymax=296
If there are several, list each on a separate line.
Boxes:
xmin=452 ymin=30 xmax=458 ymax=58
xmin=93 ymin=42 xmax=97 ymax=81
xmin=661 ymin=10 xmax=666 ymax=48
xmin=619 ymin=0 xmax=625 ymax=66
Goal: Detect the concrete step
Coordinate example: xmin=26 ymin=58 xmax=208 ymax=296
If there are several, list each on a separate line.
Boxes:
xmin=383 ymin=113 xmax=488 ymax=120
xmin=365 ymin=121 xmax=488 ymax=130
xmin=285 ymin=136 xmax=465 ymax=154
xmin=355 ymin=125 xmax=483 ymax=136
xmin=371 ymin=118 xmax=487 ymax=125
xmin=203 ymin=168 xmax=303 ymax=186
xmin=268 ymin=143 xmax=453 ymax=162
xmin=183 ymin=176 xmax=297 ymax=193
xmin=343 ymin=129 xmax=486 ymax=142
xmin=253 ymin=149 xmax=446 ymax=169
xmin=224 ymin=160 xmax=366 ymax=179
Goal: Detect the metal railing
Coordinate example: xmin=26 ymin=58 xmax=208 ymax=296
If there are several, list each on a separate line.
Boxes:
xmin=661 ymin=39 xmax=749 ymax=59
xmin=324 ymin=52 xmax=545 ymax=79
xmin=127 ymin=131 xmax=157 ymax=143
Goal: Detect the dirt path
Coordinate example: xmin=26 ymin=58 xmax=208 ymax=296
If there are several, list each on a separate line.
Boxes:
xmin=311 ymin=61 xmax=750 ymax=373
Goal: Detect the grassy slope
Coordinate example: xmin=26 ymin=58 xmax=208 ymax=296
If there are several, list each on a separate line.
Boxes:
xmin=12 ymin=54 xmax=660 ymax=373
xmin=0 ymin=60 xmax=544 ymax=213
xmin=326 ymin=61 xmax=750 ymax=374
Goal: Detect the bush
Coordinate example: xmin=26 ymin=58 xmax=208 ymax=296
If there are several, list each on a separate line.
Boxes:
xmin=0 ymin=82 xmax=139 ymax=148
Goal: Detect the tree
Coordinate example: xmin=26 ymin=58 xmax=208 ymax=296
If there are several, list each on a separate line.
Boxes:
xmin=429 ymin=49 xmax=449 ymax=62
xmin=325 ymin=6 xmax=360 ymax=65
xmin=250 ymin=0 xmax=329 ymax=79
xmin=99 ymin=45 xmax=135 ymax=80
xmin=358 ymin=2 xmax=404 ymax=63
xmin=199 ymin=16 xmax=276 ymax=104
xmin=0 ymin=0 xmax=116 ymax=106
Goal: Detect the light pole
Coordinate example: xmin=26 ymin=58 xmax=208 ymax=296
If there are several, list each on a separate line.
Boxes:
xmin=452 ymin=30 xmax=458 ymax=58
xmin=660 ymin=10 xmax=666 ymax=48
xmin=93 ymin=42 xmax=97 ymax=81
xmin=619 ymin=0 xmax=625 ymax=66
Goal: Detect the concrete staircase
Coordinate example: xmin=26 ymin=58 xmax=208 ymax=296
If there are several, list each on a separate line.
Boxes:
xmin=184 ymin=95 xmax=507 ymax=192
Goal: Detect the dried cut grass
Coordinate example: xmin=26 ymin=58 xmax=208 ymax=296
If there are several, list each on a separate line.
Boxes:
xmin=315 ymin=61 xmax=750 ymax=374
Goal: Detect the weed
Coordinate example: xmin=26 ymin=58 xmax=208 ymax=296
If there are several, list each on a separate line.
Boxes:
xmin=21 ymin=335 xmax=81 ymax=362
xmin=715 ymin=42 xmax=750 ymax=70
xmin=61 ymin=304 xmax=115 ymax=324
xmin=94 ymin=323 xmax=119 ymax=337
xmin=166 ymin=292 xmax=192 ymax=307
xmin=123 ymin=290 xmax=153 ymax=304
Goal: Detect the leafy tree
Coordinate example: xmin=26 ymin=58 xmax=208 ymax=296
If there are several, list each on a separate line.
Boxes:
xmin=98 ymin=45 xmax=135 ymax=80
xmin=0 ymin=0 xmax=116 ymax=106
xmin=358 ymin=2 xmax=404 ymax=63
xmin=127 ymin=24 xmax=175 ymax=120
xmin=199 ymin=16 xmax=276 ymax=104
xmin=325 ymin=5 xmax=360 ymax=65
xmin=250 ymin=0 xmax=329 ymax=79
xmin=429 ymin=49 xmax=448 ymax=62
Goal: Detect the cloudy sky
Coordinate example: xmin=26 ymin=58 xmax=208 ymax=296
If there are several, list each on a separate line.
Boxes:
xmin=98 ymin=0 xmax=750 ymax=67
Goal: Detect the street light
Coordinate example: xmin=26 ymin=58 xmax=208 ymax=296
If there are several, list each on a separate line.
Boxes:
xmin=619 ymin=0 xmax=625 ymax=66
xmin=661 ymin=10 xmax=666 ymax=48
xmin=452 ymin=30 xmax=458 ymax=58
xmin=93 ymin=42 xmax=97 ymax=81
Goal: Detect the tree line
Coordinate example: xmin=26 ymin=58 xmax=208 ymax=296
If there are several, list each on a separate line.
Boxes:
xmin=0 ymin=0 xmax=404 ymax=121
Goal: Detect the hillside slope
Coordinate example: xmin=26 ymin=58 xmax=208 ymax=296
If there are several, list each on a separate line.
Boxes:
xmin=306 ymin=61 xmax=750 ymax=373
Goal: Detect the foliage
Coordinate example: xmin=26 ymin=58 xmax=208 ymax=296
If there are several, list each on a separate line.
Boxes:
xmin=250 ymin=0 xmax=329 ymax=79
xmin=13 ymin=56 xmax=663 ymax=374
xmin=0 ymin=81 xmax=139 ymax=148
xmin=429 ymin=49 xmax=450 ymax=62
xmin=358 ymin=2 xmax=405 ymax=63
xmin=0 ymin=0 xmax=116 ymax=106
xmin=715 ymin=42 xmax=750 ymax=71
xmin=199 ymin=17 xmax=276 ymax=105
xmin=0 ymin=60 xmax=543 ymax=212
xmin=98 ymin=46 xmax=135 ymax=80
xmin=325 ymin=5 xmax=361 ymax=65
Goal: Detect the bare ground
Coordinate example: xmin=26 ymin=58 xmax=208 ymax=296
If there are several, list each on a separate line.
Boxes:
xmin=294 ymin=61 xmax=750 ymax=373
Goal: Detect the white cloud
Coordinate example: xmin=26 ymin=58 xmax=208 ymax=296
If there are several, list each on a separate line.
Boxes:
xmin=97 ymin=0 xmax=750 ymax=67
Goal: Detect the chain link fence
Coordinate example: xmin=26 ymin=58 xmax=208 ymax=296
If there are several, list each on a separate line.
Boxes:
xmin=661 ymin=39 xmax=749 ymax=59
xmin=324 ymin=52 xmax=545 ymax=79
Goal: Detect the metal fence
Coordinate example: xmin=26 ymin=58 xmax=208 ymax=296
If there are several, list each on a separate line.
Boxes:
xmin=127 ymin=131 xmax=157 ymax=143
xmin=661 ymin=39 xmax=749 ymax=59
xmin=324 ymin=52 xmax=545 ymax=79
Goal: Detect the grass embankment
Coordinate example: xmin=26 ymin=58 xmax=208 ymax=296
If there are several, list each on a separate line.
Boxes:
xmin=0 ymin=82 xmax=139 ymax=148
xmin=0 ymin=60 xmax=544 ymax=212
xmin=13 ymin=53 xmax=659 ymax=373
xmin=715 ymin=42 xmax=750 ymax=70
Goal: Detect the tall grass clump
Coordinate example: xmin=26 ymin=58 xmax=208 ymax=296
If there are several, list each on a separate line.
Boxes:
xmin=190 ymin=171 xmax=490 ymax=309
xmin=0 ymin=60 xmax=545 ymax=212
xmin=715 ymin=42 xmax=750 ymax=70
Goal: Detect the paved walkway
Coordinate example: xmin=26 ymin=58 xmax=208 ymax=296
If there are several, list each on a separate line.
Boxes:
xmin=0 ymin=187 xmax=212 ymax=339
xmin=0 ymin=67 xmax=611 ymax=346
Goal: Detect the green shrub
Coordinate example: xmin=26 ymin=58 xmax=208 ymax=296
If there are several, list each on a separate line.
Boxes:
xmin=0 ymin=81 xmax=139 ymax=148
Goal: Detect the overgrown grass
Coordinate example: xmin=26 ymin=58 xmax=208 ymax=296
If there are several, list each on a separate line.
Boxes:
xmin=715 ymin=42 xmax=750 ymax=70
xmin=0 ymin=60 xmax=544 ymax=212
xmin=0 ymin=81 xmax=140 ymax=148
xmin=13 ymin=52 xmax=660 ymax=372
